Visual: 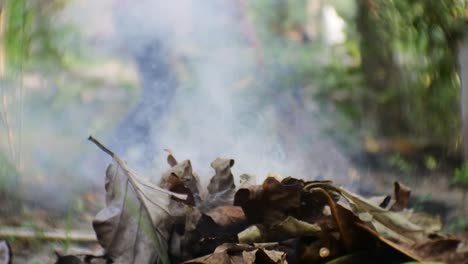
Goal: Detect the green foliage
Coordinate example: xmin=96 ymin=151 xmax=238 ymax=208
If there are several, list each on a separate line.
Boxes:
xmin=392 ymin=0 xmax=466 ymax=143
xmin=453 ymin=163 xmax=468 ymax=188
xmin=4 ymin=0 xmax=68 ymax=75
xmin=248 ymin=0 xmax=468 ymax=158
xmin=424 ymin=155 xmax=438 ymax=171
xmin=4 ymin=0 xmax=31 ymax=72
xmin=321 ymin=0 xmax=467 ymax=151
xmin=448 ymin=216 xmax=468 ymax=231
xmin=387 ymin=154 xmax=414 ymax=175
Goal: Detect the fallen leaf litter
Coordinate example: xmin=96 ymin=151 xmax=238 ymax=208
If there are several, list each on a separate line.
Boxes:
xmin=63 ymin=136 xmax=468 ymax=263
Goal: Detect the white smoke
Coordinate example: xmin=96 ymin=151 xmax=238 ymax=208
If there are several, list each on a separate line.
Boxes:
xmin=58 ymin=0 xmax=353 ymax=190
xmin=107 ymin=0 xmax=351 ymax=184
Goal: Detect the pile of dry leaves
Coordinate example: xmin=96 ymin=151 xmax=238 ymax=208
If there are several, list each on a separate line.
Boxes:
xmin=79 ymin=136 xmax=468 ymax=263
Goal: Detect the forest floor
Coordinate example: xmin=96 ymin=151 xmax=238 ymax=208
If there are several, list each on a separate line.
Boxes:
xmin=1 ymin=155 xmax=467 ymax=263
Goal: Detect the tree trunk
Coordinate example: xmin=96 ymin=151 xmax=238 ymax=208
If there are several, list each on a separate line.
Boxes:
xmin=356 ymin=0 xmax=405 ymax=135
xmin=459 ymin=32 xmax=468 ymax=160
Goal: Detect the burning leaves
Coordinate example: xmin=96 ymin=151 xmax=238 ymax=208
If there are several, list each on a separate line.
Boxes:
xmin=85 ymin=136 xmax=468 ymax=264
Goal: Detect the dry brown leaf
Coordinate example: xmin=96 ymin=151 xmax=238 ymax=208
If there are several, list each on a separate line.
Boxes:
xmin=238 ymin=225 xmax=263 ymax=243
xmin=357 ymin=222 xmax=468 ymax=263
xmin=335 ymin=185 xmax=426 ymax=243
xmin=242 ymin=248 xmax=288 ymax=264
xmin=391 ymin=181 xmax=411 ymax=211
xmin=311 ymin=188 xmax=373 ymax=252
xmin=207 ymin=158 xmax=235 ymax=195
xmin=159 ymin=159 xmax=202 ymax=206
xmin=206 ymin=206 xmax=246 ymax=227
xmin=184 ymin=243 xmax=287 ymax=264
xmin=412 ymin=237 xmax=468 ymax=264
xmin=164 ymin=149 xmax=178 ymax=167
xmin=355 ymin=222 xmax=422 ymax=261
xmin=200 ymin=159 xmax=237 ymax=211
xmin=93 ymin=162 xmax=170 ymax=263
xmin=234 ymin=177 xmax=303 ymax=225
xmin=90 ymin=136 xmax=187 ymax=264
xmin=177 ymin=206 xmax=241 ymax=259
xmin=406 ymin=211 xmax=442 ymax=234
xmin=183 ymin=249 xmax=231 ymax=264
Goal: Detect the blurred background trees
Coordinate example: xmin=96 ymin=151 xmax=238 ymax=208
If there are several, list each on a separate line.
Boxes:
xmin=0 ymin=0 xmax=68 ymax=195
xmin=247 ymin=0 xmax=467 ymax=168
xmin=0 ymin=0 xmax=136 ymax=206
xmin=340 ymin=0 xmax=466 ymax=154
xmin=353 ymin=0 xmax=466 ymax=154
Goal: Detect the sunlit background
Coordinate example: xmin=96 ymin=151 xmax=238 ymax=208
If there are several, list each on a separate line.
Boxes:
xmin=0 ymin=0 xmax=467 ymax=261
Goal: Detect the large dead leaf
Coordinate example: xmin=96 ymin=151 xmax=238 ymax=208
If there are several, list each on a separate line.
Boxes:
xmin=89 ymin=136 xmax=187 ymax=264
xmin=311 ymin=188 xmax=375 ymax=253
xmin=306 ymin=182 xmax=427 ymax=244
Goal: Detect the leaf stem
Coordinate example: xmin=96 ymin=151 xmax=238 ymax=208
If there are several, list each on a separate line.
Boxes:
xmin=88 ymin=135 xmax=114 ymax=157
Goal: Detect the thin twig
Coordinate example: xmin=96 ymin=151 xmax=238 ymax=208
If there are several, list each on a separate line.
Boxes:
xmin=88 ymin=135 xmax=114 ymax=157
xmin=0 ymin=227 xmax=97 ymax=242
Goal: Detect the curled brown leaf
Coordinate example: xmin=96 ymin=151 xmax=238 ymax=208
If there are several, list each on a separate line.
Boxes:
xmin=234 ymin=177 xmax=303 ymax=225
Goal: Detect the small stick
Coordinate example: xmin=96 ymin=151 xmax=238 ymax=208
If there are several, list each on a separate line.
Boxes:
xmin=88 ymin=135 xmax=114 ymax=157
xmin=0 ymin=227 xmax=97 ymax=242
